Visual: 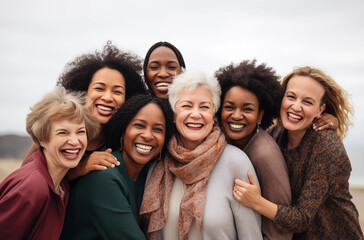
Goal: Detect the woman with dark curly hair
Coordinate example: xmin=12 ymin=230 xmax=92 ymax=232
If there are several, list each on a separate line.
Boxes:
xmin=143 ymin=41 xmax=185 ymax=99
xmin=215 ymin=60 xmax=292 ymax=240
xmin=24 ymin=42 xmax=147 ymax=180
xmin=61 ymin=94 xmax=174 ymax=240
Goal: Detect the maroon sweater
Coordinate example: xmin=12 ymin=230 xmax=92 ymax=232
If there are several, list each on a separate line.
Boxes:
xmin=0 ymin=150 xmax=69 ymax=239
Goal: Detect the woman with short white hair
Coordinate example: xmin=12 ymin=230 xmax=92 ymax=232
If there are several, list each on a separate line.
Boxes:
xmin=141 ymin=69 xmax=262 ymax=240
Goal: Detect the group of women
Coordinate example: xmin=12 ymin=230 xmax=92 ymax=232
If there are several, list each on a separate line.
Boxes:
xmin=0 ymin=40 xmax=362 ymax=240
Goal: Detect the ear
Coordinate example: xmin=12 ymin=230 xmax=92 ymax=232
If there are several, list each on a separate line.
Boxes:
xmin=38 ymin=140 xmax=46 ymax=149
xmin=257 ymin=110 xmax=264 ymax=125
xmin=316 ymin=103 xmax=326 ymax=118
xmin=120 ymin=137 xmax=124 ymax=151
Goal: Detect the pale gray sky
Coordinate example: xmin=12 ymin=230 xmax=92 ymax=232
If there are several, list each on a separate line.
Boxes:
xmin=1 ymin=0 xmax=363 ymax=182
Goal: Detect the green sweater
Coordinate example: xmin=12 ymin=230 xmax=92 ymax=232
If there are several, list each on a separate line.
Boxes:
xmin=61 ymin=151 xmax=147 ymax=240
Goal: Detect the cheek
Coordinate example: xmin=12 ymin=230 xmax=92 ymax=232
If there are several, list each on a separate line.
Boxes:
xmin=220 ymin=111 xmax=229 ymax=123
xmin=204 ymin=112 xmax=215 ymax=125
xmin=146 ymin=71 xmax=155 ymax=83
xmin=81 ymin=135 xmax=88 ymax=146
xmin=115 ymin=96 xmax=125 ymax=108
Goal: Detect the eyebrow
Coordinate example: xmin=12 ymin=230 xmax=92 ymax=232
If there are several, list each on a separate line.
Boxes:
xmin=92 ymin=82 xmax=125 ymax=89
xmin=225 ymin=100 xmax=256 ymax=107
xmin=149 ymin=60 xmax=179 ymax=64
xmin=55 ymin=126 xmax=86 ymax=132
xmin=286 ymin=91 xmax=316 ymax=102
xmin=180 ymin=100 xmax=212 ymax=105
xmin=133 ymin=118 xmax=166 ymax=128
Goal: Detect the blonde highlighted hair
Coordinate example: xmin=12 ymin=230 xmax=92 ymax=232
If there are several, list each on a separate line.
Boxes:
xmin=281 ymin=66 xmax=353 ymax=139
xmin=26 ymin=86 xmax=100 ymax=146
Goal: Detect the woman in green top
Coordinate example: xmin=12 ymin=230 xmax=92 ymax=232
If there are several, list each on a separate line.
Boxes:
xmin=61 ymin=94 xmax=175 ymax=240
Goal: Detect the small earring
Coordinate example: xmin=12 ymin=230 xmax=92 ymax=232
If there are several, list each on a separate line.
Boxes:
xmin=256 ymin=122 xmax=261 ymax=133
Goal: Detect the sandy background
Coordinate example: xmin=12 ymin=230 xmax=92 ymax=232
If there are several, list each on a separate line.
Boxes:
xmin=0 ymin=158 xmax=363 ymax=229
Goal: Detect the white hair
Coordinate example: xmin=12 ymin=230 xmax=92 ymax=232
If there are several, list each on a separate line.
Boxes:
xmin=168 ymin=69 xmax=221 ymax=113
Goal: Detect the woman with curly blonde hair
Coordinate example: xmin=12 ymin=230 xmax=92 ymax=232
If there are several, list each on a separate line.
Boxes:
xmin=233 ymin=66 xmax=362 ymax=239
xmin=281 ymin=66 xmax=353 ymax=139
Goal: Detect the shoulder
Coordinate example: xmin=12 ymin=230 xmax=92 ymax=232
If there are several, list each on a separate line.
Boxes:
xmin=76 ymin=167 xmax=122 ymax=188
xmin=305 ymin=129 xmax=344 ymax=153
xmin=245 ymin=130 xmax=283 ymax=158
xmin=216 ymin=144 xmax=255 ymax=173
xmin=220 ymin=144 xmax=249 ymax=162
xmin=0 ymin=165 xmax=49 ymax=207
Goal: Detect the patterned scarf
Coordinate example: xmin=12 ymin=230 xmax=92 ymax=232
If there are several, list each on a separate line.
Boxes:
xmin=140 ymin=125 xmax=227 ymax=240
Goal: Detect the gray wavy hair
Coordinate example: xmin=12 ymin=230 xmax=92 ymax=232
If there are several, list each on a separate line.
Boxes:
xmin=168 ymin=69 xmax=221 ymax=114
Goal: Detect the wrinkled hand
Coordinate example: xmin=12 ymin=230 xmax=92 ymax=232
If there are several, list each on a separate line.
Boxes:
xmin=233 ymin=172 xmax=261 ymax=209
xmin=313 ymin=113 xmax=338 ymax=131
xmin=67 ymin=148 xmax=120 ymax=181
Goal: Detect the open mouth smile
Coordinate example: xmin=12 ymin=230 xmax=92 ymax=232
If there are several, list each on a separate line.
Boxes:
xmin=135 ymin=144 xmax=154 ymax=153
xmin=287 ymin=112 xmax=303 ymax=121
xmin=61 ymin=148 xmax=81 ymax=160
xmin=96 ymin=104 xmax=114 ymax=116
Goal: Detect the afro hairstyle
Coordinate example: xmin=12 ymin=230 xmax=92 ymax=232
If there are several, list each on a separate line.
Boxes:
xmin=215 ymin=59 xmax=282 ymax=129
xmin=57 ymin=41 xmax=147 ymax=100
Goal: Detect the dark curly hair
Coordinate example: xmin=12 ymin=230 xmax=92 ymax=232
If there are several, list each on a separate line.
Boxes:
xmin=143 ymin=41 xmax=186 ymax=90
xmin=57 ymin=41 xmax=147 ymax=100
xmin=215 ymin=60 xmax=282 ymax=129
xmin=103 ymin=94 xmax=175 ymax=156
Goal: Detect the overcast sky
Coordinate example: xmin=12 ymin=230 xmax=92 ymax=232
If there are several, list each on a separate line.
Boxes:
xmin=1 ymin=0 xmax=363 ymax=179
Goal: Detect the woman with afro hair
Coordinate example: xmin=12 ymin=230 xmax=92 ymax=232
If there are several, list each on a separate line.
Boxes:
xmin=61 ymin=94 xmax=175 ymax=240
xmin=215 ymin=60 xmax=293 ymax=240
xmin=23 ymin=41 xmax=147 ymax=181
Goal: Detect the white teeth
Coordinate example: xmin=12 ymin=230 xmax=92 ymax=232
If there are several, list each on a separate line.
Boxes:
xmin=186 ymin=123 xmax=203 ymax=128
xmin=155 ymin=82 xmax=170 ymax=88
xmin=288 ymin=113 xmax=302 ymax=120
xmin=64 ymin=149 xmax=79 ymax=154
xmin=136 ymin=144 xmax=153 ymax=153
xmin=97 ymin=105 xmax=113 ymax=112
xmin=229 ymin=123 xmax=244 ymax=129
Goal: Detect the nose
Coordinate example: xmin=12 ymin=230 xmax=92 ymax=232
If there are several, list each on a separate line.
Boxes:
xmin=101 ymin=90 xmax=113 ymax=102
xmin=67 ymin=134 xmax=79 ymax=145
xmin=190 ymin=106 xmax=201 ymax=119
xmin=231 ymin=109 xmax=244 ymax=120
xmin=291 ymin=102 xmax=302 ymax=112
xmin=141 ymin=128 xmax=153 ymax=141
xmin=158 ymin=66 xmax=169 ymax=78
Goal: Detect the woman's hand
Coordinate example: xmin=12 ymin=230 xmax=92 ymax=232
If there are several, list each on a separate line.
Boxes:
xmin=67 ymin=148 xmax=120 ymax=181
xmin=313 ymin=113 xmax=338 ymax=131
xmin=233 ymin=172 xmax=278 ymax=220
xmin=233 ymin=172 xmax=261 ymax=210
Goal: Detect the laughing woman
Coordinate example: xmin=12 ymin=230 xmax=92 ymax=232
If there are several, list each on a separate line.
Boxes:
xmin=61 ymin=94 xmax=174 ymax=240
xmin=143 ymin=41 xmax=185 ymax=99
xmin=0 ymin=87 xmax=99 ymax=239
xmin=23 ymin=42 xmax=147 ymax=180
xmin=216 ymin=60 xmax=292 ymax=240
xmin=234 ymin=66 xmax=363 ymax=239
xmin=141 ymin=69 xmax=262 ymax=240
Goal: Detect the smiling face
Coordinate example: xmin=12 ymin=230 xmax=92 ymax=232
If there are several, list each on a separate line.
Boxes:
xmin=221 ymin=86 xmax=263 ymax=149
xmin=146 ymin=46 xmax=182 ymax=99
xmin=40 ymin=119 xmax=87 ymax=171
xmin=87 ymin=67 xmax=126 ymax=125
xmin=280 ymin=75 xmax=326 ymax=135
xmin=174 ymin=86 xmax=214 ymax=150
xmin=122 ymin=103 xmax=166 ymax=175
